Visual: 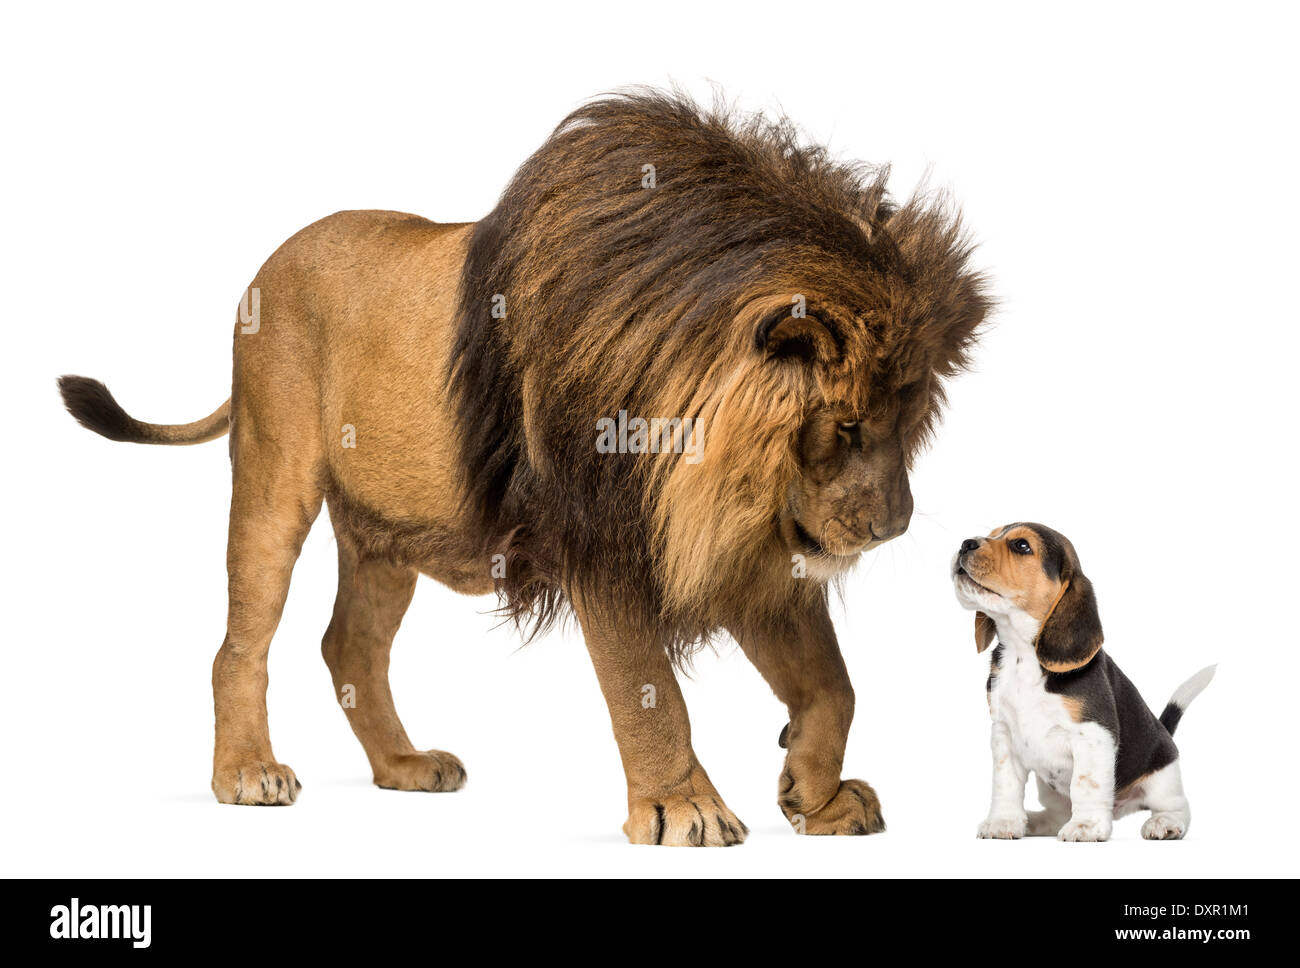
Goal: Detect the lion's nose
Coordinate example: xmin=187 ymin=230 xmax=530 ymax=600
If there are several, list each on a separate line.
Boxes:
xmin=871 ymin=483 xmax=913 ymax=543
xmin=872 ymin=520 xmax=908 ymax=542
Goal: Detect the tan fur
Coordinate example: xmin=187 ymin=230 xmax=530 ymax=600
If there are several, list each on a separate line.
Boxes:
xmin=61 ymin=201 xmax=968 ymax=846
xmin=965 ymin=525 xmax=1065 ymax=621
xmin=1116 ymin=771 xmax=1152 ymax=802
xmin=648 ymin=293 xmax=919 ymax=619
xmin=1039 ymin=651 xmax=1101 ymax=674
xmin=211 ymin=213 xmax=485 ymax=804
xmin=576 ymin=594 xmax=747 ymax=845
xmin=62 ymin=97 xmax=988 ymax=842
xmin=61 ymin=211 xmax=901 ymax=836
xmin=730 ymin=607 xmax=886 ymax=836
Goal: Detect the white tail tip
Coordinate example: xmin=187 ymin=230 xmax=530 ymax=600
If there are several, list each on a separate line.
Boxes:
xmin=1170 ymin=664 xmax=1217 ymax=710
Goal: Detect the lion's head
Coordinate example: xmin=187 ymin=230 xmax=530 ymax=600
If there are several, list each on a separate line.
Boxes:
xmin=452 ymin=90 xmax=990 ymax=656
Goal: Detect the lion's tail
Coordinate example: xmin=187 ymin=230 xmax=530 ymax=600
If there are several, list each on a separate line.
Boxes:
xmin=58 ymin=375 xmax=230 ymax=445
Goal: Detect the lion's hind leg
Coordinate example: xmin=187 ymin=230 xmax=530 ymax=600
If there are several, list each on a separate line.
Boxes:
xmin=321 ymin=530 xmax=466 ymax=792
xmin=211 ymin=413 xmax=323 ymax=805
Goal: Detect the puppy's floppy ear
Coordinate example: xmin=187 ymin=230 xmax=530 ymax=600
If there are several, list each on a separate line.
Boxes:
xmin=1035 ymin=568 xmax=1103 ymax=673
xmin=975 ymin=612 xmax=996 ymax=653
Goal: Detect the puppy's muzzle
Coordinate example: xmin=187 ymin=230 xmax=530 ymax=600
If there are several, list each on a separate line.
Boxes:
xmin=953 ymin=536 xmax=984 ymax=576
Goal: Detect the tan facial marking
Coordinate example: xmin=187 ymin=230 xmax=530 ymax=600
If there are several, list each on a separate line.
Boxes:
xmin=962 ymin=525 xmax=1064 ymax=620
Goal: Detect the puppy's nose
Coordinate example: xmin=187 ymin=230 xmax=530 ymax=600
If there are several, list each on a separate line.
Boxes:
xmin=960 ymin=538 xmax=981 ymax=554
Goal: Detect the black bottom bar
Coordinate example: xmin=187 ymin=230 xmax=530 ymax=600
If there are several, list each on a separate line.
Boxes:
xmin=12 ymin=877 xmax=1276 ymax=953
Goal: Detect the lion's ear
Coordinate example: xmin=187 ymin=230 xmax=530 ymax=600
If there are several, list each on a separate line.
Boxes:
xmin=975 ymin=611 xmax=996 ymax=653
xmin=755 ymin=311 xmax=840 ymax=363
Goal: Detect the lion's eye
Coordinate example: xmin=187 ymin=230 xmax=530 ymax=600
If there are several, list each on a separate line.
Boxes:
xmin=1010 ymin=538 xmax=1032 ymax=554
xmin=838 ymin=421 xmax=858 ymax=430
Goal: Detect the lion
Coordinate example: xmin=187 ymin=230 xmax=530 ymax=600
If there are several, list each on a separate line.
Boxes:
xmin=59 ymin=91 xmax=989 ymax=845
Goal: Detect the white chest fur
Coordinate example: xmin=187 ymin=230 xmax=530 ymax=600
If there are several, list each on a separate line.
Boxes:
xmin=988 ymin=642 xmax=1079 ymax=797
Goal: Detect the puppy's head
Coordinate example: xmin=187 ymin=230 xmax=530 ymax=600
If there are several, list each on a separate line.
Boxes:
xmin=950 ymin=522 xmax=1103 ymax=672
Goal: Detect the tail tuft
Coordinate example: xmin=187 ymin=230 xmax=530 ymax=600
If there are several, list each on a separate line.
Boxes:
xmin=1158 ymin=664 xmax=1216 ymax=735
xmin=58 ymin=375 xmax=146 ymax=442
xmin=58 ymin=375 xmax=230 ymax=445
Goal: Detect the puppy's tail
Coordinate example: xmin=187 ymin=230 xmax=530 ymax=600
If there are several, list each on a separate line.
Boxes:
xmin=1158 ymin=664 xmax=1216 ymax=735
xmin=58 ymin=376 xmax=230 ymax=445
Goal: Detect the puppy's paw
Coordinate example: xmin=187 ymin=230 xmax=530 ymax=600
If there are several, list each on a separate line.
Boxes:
xmin=212 ymin=762 xmax=301 ymax=805
xmin=789 ymin=779 xmax=886 ymax=836
xmin=977 ymin=814 xmax=1027 ymax=839
xmin=625 ymin=795 xmax=747 ymax=846
xmin=1141 ymin=813 xmax=1186 ymax=840
xmin=374 ymin=749 xmax=467 ymax=792
xmin=1057 ymin=816 xmax=1112 ymax=842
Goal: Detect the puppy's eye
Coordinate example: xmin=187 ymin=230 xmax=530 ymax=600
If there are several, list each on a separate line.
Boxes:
xmin=1010 ymin=538 xmax=1032 ymax=554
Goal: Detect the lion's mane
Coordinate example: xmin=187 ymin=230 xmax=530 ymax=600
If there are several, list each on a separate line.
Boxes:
xmin=451 ymin=90 xmax=989 ymax=657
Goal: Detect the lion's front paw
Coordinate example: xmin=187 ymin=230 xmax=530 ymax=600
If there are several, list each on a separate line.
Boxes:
xmin=977 ymin=814 xmax=1027 ymax=839
xmin=790 ymin=779 xmax=886 ymax=836
xmin=1057 ymin=816 xmax=1112 ymax=842
xmin=213 ymin=761 xmax=301 ymax=805
xmin=375 ymin=750 xmax=467 ymax=792
xmin=625 ymin=794 xmax=748 ymax=846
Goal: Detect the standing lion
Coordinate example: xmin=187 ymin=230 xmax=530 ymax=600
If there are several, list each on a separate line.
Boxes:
xmin=59 ymin=91 xmax=988 ymax=845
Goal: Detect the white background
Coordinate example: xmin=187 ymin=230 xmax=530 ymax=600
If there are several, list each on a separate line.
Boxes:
xmin=3 ymin=2 xmax=1296 ymax=878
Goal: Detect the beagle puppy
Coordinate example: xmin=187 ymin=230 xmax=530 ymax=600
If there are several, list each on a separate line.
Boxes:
xmin=951 ymin=523 xmax=1214 ymax=842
